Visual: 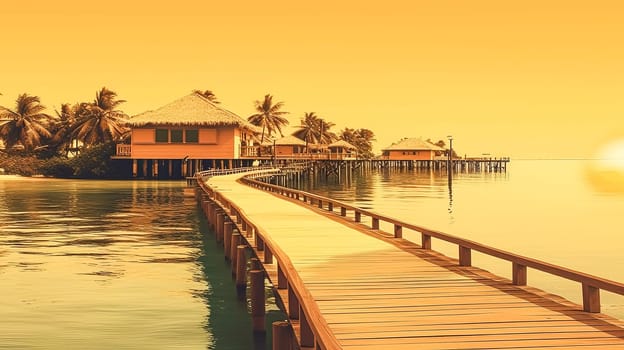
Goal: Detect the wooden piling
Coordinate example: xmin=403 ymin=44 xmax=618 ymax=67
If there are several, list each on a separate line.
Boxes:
xmin=216 ymin=212 xmax=224 ymax=243
xmin=250 ymin=270 xmax=266 ymax=333
xmin=250 ymin=257 xmax=262 ymax=271
xmin=230 ymin=233 xmax=241 ymax=274
xmin=236 ymin=245 xmax=247 ymax=290
xmin=272 ymin=321 xmax=291 ymax=350
xmin=224 ymin=222 xmax=233 ymax=261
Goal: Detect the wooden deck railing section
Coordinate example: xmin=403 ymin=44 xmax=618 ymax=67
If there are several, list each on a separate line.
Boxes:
xmin=195 ymin=168 xmax=342 ymax=349
xmin=195 ymin=168 xmax=624 ymax=349
xmin=240 ymin=173 xmax=624 ymax=315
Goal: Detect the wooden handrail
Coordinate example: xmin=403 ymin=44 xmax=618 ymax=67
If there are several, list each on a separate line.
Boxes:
xmin=242 ymin=173 xmax=624 ymax=314
xmin=197 ymin=169 xmax=342 ymax=349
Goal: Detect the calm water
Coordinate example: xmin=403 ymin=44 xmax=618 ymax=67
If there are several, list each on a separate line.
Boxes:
xmin=0 ymin=178 xmax=280 ymax=350
xmin=291 ymin=159 xmax=624 ymax=320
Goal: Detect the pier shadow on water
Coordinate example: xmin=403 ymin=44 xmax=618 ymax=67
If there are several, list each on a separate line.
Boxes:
xmin=195 ymin=213 xmax=287 ymax=350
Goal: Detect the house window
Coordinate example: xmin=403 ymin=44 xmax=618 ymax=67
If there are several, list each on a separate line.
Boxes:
xmin=185 ymin=129 xmax=199 ymax=143
xmin=155 ymin=129 xmax=169 ymax=143
xmin=170 ymin=129 xmax=183 ymax=143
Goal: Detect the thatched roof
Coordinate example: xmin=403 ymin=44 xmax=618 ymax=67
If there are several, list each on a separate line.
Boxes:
xmin=328 ymin=140 xmax=357 ymax=149
xmin=128 ymin=93 xmax=258 ymax=131
xmin=275 ymin=135 xmax=306 ymax=146
xmin=382 ymin=138 xmax=446 ymax=151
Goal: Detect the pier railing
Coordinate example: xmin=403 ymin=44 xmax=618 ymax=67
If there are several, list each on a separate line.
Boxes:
xmin=196 ymin=168 xmax=341 ymax=349
xmin=241 ymin=172 xmax=624 ymax=315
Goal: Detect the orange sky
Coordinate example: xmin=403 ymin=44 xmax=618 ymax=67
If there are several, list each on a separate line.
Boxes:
xmin=2 ymin=0 xmax=624 ymax=158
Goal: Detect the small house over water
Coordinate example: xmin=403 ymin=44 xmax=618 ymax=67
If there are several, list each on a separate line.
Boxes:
xmin=381 ymin=138 xmax=446 ymax=160
xmin=272 ymin=136 xmax=357 ymax=160
xmin=328 ymin=140 xmax=357 ymax=160
xmin=114 ymin=93 xmax=260 ymax=178
xmin=274 ymin=135 xmax=307 ymax=158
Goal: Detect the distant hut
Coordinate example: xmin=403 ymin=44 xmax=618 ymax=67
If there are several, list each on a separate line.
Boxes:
xmin=115 ymin=93 xmax=260 ymax=178
xmin=328 ymin=140 xmax=357 ymax=160
xmin=274 ymin=135 xmax=307 ymax=158
xmin=381 ymin=138 xmax=446 ymax=160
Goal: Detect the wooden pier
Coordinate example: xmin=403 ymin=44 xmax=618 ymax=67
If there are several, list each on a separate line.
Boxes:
xmin=193 ymin=168 xmax=624 ymax=349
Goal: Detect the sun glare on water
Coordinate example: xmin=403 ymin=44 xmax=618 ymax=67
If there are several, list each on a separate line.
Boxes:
xmin=585 ymin=138 xmax=624 ymax=194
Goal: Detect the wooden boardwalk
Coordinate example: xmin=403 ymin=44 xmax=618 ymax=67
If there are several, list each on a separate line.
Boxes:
xmin=202 ymin=171 xmax=624 ymax=349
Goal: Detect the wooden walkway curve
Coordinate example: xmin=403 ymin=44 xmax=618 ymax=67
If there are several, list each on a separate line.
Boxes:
xmin=202 ymin=170 xmax=624 ymax=349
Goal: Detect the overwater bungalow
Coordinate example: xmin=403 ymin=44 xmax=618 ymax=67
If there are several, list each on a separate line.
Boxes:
xmin=114 ymin=93 xmax=261 ymax=178
xmin=274 ymin=135 xmax=307 ymax=158
xmin=328 ymin=140 xmax=357 ymax=160
xmin=381 ymin=138 xmax=446 ymax=160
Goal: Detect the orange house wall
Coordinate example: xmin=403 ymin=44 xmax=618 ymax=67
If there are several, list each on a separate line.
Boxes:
xmin=275 ymin=145 xmax=304 ymax=156
xmin=130 ymin=126 xmax=237 ymax=159
xmin=385 ymin=150 xmax=435 ymax=160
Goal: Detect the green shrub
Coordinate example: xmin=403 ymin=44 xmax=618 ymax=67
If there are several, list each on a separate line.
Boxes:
xmin=2 ymin=142 xmax=131 ymax=178
xmin=0 ymin=153 xmax=43 ymax=176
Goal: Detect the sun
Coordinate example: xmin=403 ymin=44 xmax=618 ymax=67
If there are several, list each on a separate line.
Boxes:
xmin=585 ymin=138 xmax=624 ymax=194
xmin=595 ymin=139 xmax=624 ymax=170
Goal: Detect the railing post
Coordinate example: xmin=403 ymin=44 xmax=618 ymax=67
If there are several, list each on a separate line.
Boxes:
xmin=264 ymin=246 xmax=273 ymax=264
xmin=299 ymin=309 xmax=315 ymax=348
xmin=582 ymin=283 xmax=601 ymax=313
xmin=355 ymin=211 xmax=361 ymax=222
xmin=394 ymin=224 xmax=403 ymax=238
xmin=512 ymin=262 xmax=527 ymax=286
xmin=256 ymin=234 xmax=264 ymax=251
xmin=422 ymin=233 xmax=431 ymax=249
xmin=459 ymin=246 xmax=472 ymax=266
xmin=340 ymin=207 xmax=347 ymax=217
xmin=372 ymin=217 xmax=379 ymax=230
xmin=288 ymin=283 xmax=299 ymax=319
xmin=277 ymin=263 xmax=287 ymax=289
xmin=328 ymin=202 xmax=333 ymax=211
xmin=317 ymin=199 xmax=323 ymax=209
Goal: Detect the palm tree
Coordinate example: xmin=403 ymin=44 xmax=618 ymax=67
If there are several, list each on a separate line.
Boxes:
xmin=339 ymin=127 xmax=376 ymax=159
xmin=292 ymin=112 xmax=319 ymax=152
xmin=69 ymin=87 xmax=129 ymax=146
xmin=193 ymin=89 xmax=220 ymax=104
xmin=0 ymin=93 xmax=53 ymax=152
xmin=50 ymin=103 xmax=80 ymax=156
xmin=247 ymin=94 xmax=289 ymax=144
xmin=317 ymin=118 xmax=337 ymax=145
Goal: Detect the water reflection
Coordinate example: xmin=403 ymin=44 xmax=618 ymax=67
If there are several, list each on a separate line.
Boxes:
xmin=0 ymin=178 xmax=270 ymax=349
xmin=448 ymin=175 xmax=454 ymax=216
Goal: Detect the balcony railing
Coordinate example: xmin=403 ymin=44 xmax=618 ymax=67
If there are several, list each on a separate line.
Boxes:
xmin=116 ymin=144 xmax=131 ymax=157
